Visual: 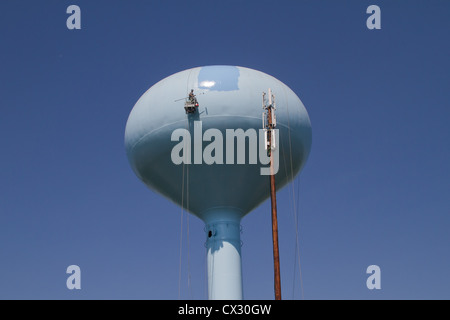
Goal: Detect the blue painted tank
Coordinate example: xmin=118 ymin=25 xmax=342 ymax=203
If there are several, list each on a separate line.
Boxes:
xmin=125 ymin=65 xmax=311 ymax=221
xmin=125 ymin=65 xmax=311 ymax=299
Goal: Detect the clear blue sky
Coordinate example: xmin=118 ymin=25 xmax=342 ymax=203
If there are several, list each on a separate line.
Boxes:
xmin=0 ymin=0 xmax=449 ymax=300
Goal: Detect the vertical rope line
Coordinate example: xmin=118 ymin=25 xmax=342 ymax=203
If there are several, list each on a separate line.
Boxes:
xmin=295 ymin=175 xmax=304 ymax=299
xmin=283 ymin=86 xmax=304 ymax=299
xmin=186 ymin=160 xmax=192 ymax=299
xmin=183 ymin=68 xmax=193 ymax=299
xmin=178 ymin=150 xmax=185 ymax=300
xmin=279 ymin=122 xmax=296 ymax=299
xmin=179 ymin=70 xmax=193 ymax=299
xmin=205 ymin=244 xmax=208 ymax=299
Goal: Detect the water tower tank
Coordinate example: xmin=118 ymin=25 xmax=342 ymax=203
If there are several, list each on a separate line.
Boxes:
xmin=125 ymin=65 xmax=311 ymax=299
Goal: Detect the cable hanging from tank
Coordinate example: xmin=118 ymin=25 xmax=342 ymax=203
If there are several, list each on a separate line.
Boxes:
xmin=178 ymin=80 xmax=193 ymax=298
xmin=281 ymin=85 xmax=304 ymax=300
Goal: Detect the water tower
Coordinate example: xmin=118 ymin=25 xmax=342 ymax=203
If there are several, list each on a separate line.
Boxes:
xmin=125 ymin=65 xmax=311 ymax=299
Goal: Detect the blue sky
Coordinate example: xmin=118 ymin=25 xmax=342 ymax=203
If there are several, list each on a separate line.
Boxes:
xmin=0 ymin=0 xmax=449 ymax=300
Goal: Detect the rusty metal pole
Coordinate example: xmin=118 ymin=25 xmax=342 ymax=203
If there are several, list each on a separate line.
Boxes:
xmin=267 ymin=104 xmax=282 ymax=300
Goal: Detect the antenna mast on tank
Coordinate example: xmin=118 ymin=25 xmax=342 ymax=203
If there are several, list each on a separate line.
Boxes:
xmin=262 ymin=88 xmax=282 ymax=300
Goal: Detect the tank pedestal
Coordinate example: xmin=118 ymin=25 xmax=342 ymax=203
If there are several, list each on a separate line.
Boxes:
xmin=204 ymin=209 xmax=243 ymax=300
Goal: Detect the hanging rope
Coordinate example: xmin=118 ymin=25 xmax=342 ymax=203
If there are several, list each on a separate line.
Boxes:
xmin=178 ymin=116 xmax=193 ymax=299
xmin=178 ymin=72 xmax=194 ymax=299
xmin=282 ymin=86 xmax=305 ymax=300
xmin=205 ymin=242 xmax=208 ymax=299
xmin=186 ymin=156 xmax=193 ymax=299
xmin=280 ymin=126 xmax=302 ymax=299
xmin=295 ymin=176 xmax=303 ymax=299
xmin=178 ymin=146 xmax=186 ymax=299
xmin=185 ymin=72 xmax=193 ymax=299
